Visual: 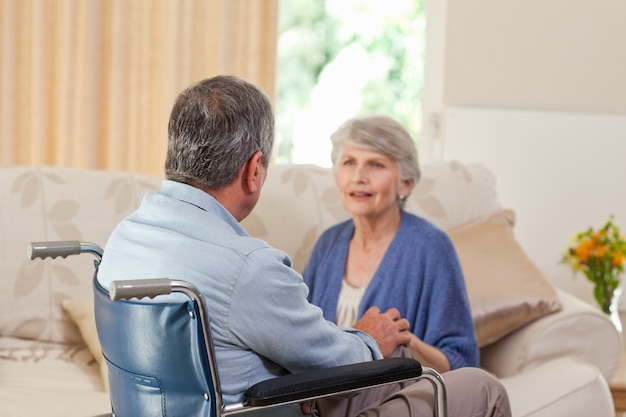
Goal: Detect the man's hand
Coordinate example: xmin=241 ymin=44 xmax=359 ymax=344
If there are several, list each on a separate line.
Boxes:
xmin=353 ymin=307 xmax=411 ymax=357
xmin=300 ymin=400 xmax=316 ymax=415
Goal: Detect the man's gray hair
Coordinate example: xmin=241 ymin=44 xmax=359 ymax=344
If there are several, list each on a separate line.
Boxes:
xmin=165 ymin=75 xmax=274 ymax=189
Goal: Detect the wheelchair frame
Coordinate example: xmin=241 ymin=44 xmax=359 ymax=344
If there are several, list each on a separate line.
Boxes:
xmin=28 ymin=240 xmax=447 ymax=417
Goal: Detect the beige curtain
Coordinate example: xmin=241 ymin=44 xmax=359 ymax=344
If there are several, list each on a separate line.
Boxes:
xmin=0 ymin=0 xmax=278 ymax=176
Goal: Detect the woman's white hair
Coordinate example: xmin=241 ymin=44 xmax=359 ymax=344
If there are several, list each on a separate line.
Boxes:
xmin=330 ymin=115 xmax=420 ymax=209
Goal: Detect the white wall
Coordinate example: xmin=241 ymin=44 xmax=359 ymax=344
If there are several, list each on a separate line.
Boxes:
xmin=442 ymin=107 xmax=626 ymax=307
xmin=443 ymin=0 xmax=626 ymax=114
xmin=427 ymin=0 xmax=626 ymax=306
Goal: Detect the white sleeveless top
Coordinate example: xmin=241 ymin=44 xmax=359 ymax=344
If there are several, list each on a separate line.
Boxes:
xmin=336 ymin=280 xmax=367 ymax=328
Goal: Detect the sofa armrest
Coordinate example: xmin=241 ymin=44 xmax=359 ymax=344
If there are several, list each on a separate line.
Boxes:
xmin=480 ymin=288 xmax=623 ymax=380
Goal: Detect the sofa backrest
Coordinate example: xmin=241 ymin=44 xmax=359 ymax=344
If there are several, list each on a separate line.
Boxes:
xmin=242 ymin=161 xmax=501 ymax=272
xmin=1 ymin=166 xmax=161 ymax=344
xmin=0 ymin=161 xmax=500 ymax=344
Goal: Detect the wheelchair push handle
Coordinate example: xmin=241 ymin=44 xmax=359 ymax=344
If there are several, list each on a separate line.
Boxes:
xmin=27 ymin=240 xmax=82 ymax=260
xmin=109 ymin=278 xmax=173 ymax=301
xmin=27 ymin=240 xmax=104 ymax=261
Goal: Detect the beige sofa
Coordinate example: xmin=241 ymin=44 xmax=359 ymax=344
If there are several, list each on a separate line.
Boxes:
xmin=0 ymin=162 xmax=621 ymax=417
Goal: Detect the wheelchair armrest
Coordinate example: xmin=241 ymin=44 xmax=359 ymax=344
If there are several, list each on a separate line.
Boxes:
xmin=244 ymin=357 xmax=422 ymax=406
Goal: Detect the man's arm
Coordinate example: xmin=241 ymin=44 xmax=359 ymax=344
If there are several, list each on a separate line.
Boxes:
xmin=229 ymin=249 xmax=382 ymax=372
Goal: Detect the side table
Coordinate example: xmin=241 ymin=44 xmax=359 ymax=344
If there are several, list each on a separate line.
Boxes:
xmin=611 ymin=357 xmax=626 ymax=412
xmin=609 ymin=312 xmax=626 ymax=414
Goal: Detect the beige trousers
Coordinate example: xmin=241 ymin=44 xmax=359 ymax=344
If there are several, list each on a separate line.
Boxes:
xmin=316 ymin=348 xmax=511 ymax=417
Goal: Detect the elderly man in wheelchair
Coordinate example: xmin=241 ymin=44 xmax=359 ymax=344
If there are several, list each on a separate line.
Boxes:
xmin=32 ymin=75 xmax=510 ymax=417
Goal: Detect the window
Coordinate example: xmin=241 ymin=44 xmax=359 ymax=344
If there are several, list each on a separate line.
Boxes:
xmin=276 ymin=0 xmax=426 ymax=166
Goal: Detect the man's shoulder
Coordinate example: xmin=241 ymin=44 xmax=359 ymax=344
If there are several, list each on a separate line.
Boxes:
xmin=240 ymin=236 xmax=293 ymax=268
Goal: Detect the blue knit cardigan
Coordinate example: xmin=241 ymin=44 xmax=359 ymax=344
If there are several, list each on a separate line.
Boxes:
xmin=303 ymin=211 xmax=480 ymax=369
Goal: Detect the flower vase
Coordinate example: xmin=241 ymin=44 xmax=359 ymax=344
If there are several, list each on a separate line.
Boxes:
xmin=604 ymin=285 xmax=623 ymax=333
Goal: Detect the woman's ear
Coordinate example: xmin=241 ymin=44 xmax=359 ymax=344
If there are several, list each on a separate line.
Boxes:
xmin=399 ymin=178 xmax=414 ymax=198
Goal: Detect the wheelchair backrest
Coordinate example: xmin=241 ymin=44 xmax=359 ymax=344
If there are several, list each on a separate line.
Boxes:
xmin=94 ymin=278 xmax=218 ymax=417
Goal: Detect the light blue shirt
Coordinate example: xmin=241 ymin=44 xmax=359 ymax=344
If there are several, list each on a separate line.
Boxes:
xmin=97 ymin=180 xmax=381 ymax=411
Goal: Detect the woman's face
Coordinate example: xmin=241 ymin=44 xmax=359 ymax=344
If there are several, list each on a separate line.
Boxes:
xmin=334 ymin=144 xmax=412 ymax=221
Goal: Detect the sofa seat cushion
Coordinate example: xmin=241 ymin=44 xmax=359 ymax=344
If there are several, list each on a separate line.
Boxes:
xmin=499 ymin=356 xmax=614 ymax=417
xmin=0 ymin=386 xmax=110 ymax=417
xmin=0 ymin=335 xmax=110 ymax=416
xmin=0 ymin=336 xmax=104 ymax=392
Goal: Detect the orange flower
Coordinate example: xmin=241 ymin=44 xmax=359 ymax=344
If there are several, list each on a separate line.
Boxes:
xmin=574 ymin=240 xmax=592 ymax=262
xmin=592 ymin=232 xmax=603 ymax=244
xmin=561 ymin=215 xmax=626 ymax=313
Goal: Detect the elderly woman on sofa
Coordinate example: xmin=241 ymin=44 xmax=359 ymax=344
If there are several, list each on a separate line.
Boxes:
xmin=303 ymin=116 xmax=479 ymax=374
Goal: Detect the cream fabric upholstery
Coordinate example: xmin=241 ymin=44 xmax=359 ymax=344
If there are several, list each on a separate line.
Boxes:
xmin=447 ymin=210 xmax=562 ymax=347
xmin=482 ymin=289 xmax=623 ymax=379
xmin=500 ymin=356 xmax=614 ymax=417
xmin=0 ymin=163 xmax=619 ymax=417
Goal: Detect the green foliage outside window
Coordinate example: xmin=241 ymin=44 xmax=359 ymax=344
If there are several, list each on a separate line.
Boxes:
xmin=276 ymin=0 xmax=425 ymax=165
